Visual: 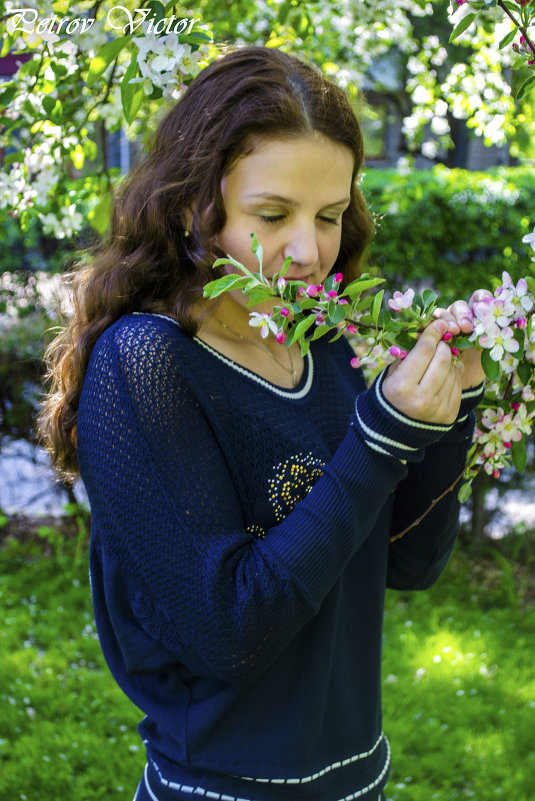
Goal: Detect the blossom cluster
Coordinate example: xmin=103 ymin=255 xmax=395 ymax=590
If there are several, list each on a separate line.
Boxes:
xmin=204 ymin=226 xmax=535 ymax=496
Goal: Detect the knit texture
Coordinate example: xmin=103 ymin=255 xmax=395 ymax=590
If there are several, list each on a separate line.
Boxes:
xmin=77 ymin=313 xmax=478 ymax=800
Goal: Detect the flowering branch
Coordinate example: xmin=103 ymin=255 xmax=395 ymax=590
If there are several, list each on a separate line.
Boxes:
xmin=204 ymin=227 xmax=535 ymax=533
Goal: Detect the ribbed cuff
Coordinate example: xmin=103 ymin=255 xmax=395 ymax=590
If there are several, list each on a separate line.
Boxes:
xmin=456 ymin=382 xmax=485 ymax=424
xmin=353 ymin=370 xmax=453 ymax=463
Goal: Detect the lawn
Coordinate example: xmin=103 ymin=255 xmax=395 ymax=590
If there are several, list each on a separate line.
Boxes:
xmin=1 ymin=515 xmax=534 ymax=801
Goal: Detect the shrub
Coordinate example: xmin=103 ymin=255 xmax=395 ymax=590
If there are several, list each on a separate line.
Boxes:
xmin=361 ymin=165 xmax=535 ymax=305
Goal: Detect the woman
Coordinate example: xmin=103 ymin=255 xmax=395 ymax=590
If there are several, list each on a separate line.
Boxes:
xmin=39 ymin=46 xmax=486 ymax=801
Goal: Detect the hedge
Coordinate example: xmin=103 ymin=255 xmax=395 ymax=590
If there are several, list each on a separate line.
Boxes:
xmin=361 ymin=165 xmax=535 ymax=305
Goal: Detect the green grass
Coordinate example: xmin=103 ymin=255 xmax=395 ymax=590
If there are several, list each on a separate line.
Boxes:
xmin=1 ymin=522 xmax=534 ymax=800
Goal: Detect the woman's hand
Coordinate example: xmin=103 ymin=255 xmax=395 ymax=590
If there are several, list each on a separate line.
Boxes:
xmin=382 ymin=319 xmax=463 ymax=425
xmin=433 ymin=289 xmax=492 ymax=390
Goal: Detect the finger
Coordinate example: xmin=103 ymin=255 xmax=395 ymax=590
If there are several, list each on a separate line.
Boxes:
xmin=433 ymin=306 xmax=461 ymax=334
xmin=400 ymin=319 xmax=448 ymax=384
xmin=418 ymin=340 xmax=454 ymax=397
xmin=468 ymin=289 xmax=493 ymax=309
xmin=447 ymin=300 xmax=475 ymax=333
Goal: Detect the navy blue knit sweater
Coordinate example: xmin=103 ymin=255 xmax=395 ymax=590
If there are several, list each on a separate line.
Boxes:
xmin=77 ymin=312 xmax=482 ymax=801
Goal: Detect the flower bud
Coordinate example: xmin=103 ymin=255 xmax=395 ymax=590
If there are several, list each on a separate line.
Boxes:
xmin=492 ymin=468 xmax=500 ymax=479
xmin=335 ymin=272 xmax=343 ymax=284
xmin=328 ymin=289 xmax=338 ymax=299
xmin=451 ymin=347 xmax=461 ymax=357
xmin=350 ymin=356 xmax=361 ymax=369
xmin=277 ymin=277 xmax=287 ymax=291
xmin=442 ymin=332 xmax=454 ymax=342
xmin=346 ymin=324 xmax=357 ymax=334
xmin=276 ymin=331 xmax=287 ymax=344
xmin=517 ymin=317 xmax=528 ymax=329
xmin=306 ymin=284 xmax=319 ymax=297
xmin=280 ymin=307 xmax=289 ymax=317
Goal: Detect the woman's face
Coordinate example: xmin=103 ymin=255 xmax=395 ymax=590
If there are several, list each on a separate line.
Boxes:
xmin=216 ymin=134 xmax=354 ymax=300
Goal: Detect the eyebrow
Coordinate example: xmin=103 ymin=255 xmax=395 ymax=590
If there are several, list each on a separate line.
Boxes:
xmin=245 ymin=192 xmax=351 ymax=207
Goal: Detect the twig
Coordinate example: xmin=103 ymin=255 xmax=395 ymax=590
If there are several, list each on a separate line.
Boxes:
xmin=389 ymin=443 xmax=485 ymax=543
xmin=498 ymin=0 xmax=535 ymax=57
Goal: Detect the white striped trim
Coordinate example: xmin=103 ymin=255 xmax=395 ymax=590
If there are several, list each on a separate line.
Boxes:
xmin=131 ymin=311 xmax=314 ymax=400
xmin=355 ymin=407 xmax=418 ymax=453
xmin=365 ymin=440 xmax=407 ymax=465
xmin=193 ymin=337 xmax=314 ymax=400
xmin=460 ymin=383 xmax=485 ymax=399
xmin=144 ymin=732 xmax=389 ymax=801
xmin=237 ymin=731 xmax=385 ymax=784
xmin=375 ymin=371 xmax=452 ymax=433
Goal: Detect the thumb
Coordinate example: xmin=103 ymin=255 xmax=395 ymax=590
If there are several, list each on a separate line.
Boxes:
xmin=400 ymin=319 xmax=449 ymax=382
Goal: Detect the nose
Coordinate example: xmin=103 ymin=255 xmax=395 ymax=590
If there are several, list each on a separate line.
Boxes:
xmin=282 ymin=220 xmax=319 ymax=269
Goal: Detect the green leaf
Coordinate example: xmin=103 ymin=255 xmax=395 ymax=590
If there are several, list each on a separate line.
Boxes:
xmin=311 ymin=324 xmax=331 ymax=341
xmin=498 ymin=28 xmax=518 ymax=49
xmin=250 ymin=233 xmax=263 ymax=269
xmin=513 ymin=331 xmax=525 ymax=360
xmin=202 ymin=274 xmax=250 ymax=299
xmin=50 ymin=61 xmax=68 ymax=78
xmin=457 ymin=481 xmax=473 ymax=503
xmin=356 ymin=295 xmax=374 ymax=312
xmin=341 ymin=277 xmax=384 ymax=300
xmin=449 ymin=12 xmax=478 ymax=42
xmin=422 ymin=288 xmax=438 ymax=309
xmin=121 ymin=56 xmax=144 ymax=125
xmin=0 ymin=34 xmax=15 ymax=58
xmin=481 ymin=349 xmax=500 ymax=380
xmin=246 ymin=287 xmax=276 ymax=307
xmin=517 ymin=361 xmax=531 ymax=386
xmin=0 ymin=83 xmax=16 ymax=107
xmin=511 ymin=438 xmax=528 ymax=472
xmin=372 ymin=290 xmax=384 ymax=325
xmin=87 ymin=36 xmax=131 ymax=88
xmin=286 ymin=314 xmax=317 ymax=347
xmin=87 ymin=194 xmax=112 ymax=234
xmin=3 ymin=150 xmax=23 ymax=167
xmin=516 ymin=73 xmax=535 ymax=102
xmin=279 ymin=257 xmax=293 ymax=279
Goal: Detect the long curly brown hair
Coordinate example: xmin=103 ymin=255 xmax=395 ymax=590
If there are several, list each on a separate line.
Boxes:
xmin=38 ymin=45 xmax=375 ymax=479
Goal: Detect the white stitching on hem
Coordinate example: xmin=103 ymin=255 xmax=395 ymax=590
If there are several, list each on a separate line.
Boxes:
xmin=145 ymin=733 xmax=389 ymax=801
xmin=236 ymin=731 xmax=385 ymax=784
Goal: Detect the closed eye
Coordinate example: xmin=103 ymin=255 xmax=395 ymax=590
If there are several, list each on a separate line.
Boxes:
xmin=260 ymin=215 xmax=341 ymax=225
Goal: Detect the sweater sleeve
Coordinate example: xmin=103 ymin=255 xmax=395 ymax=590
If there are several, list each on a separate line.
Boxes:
xmin=386 ymin=402 xmax=480 ymax=590
xmin=78 ymin=318 xmax=451 ymax=685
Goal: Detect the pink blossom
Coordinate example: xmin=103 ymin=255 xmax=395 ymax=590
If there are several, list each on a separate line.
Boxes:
xmin=328 ymin=290 xmax=338 ymax=299
xmin=388 ymin=288 xmax=415 ymax=312
xmin=277 ymin=277 xmax=287 ymax=292
xmin=335 ymin=272 xmax=343 ymax=284
xmin=346 ymin=324 xmax=357 ymax=334
xmin=280 ymin=307 xmax=290 ymax=317
xmin=338 ymin=299 xmax=349 ymax=305
xmin=350 ymin=356 xmax=361 ymax=369
xmin=442 ymin=332 xmax=454 ymax=342
xmin=389 ymin=345 xmax=408 ymax=360
xmin=306 ymin=284 xmax=319 ymax=297
xmin=249 ymin=312 xmax=279 ymax=339
xmin=481 ymin=407 xmax=504 ymax=429
xmin=315 ymin=313 xmax=325 ymax=325
xmin=276 ymin=331 xmax=287 ymax=344
xmin=478 ymin=324 xmax=519 ymax=361
xmin=451 ymin=347 xmax=461 ymax=357
xmin=517 ymin=317 xmax=528 ymax=329
xmin=495 ymin=413 xmax=523 ymax=444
